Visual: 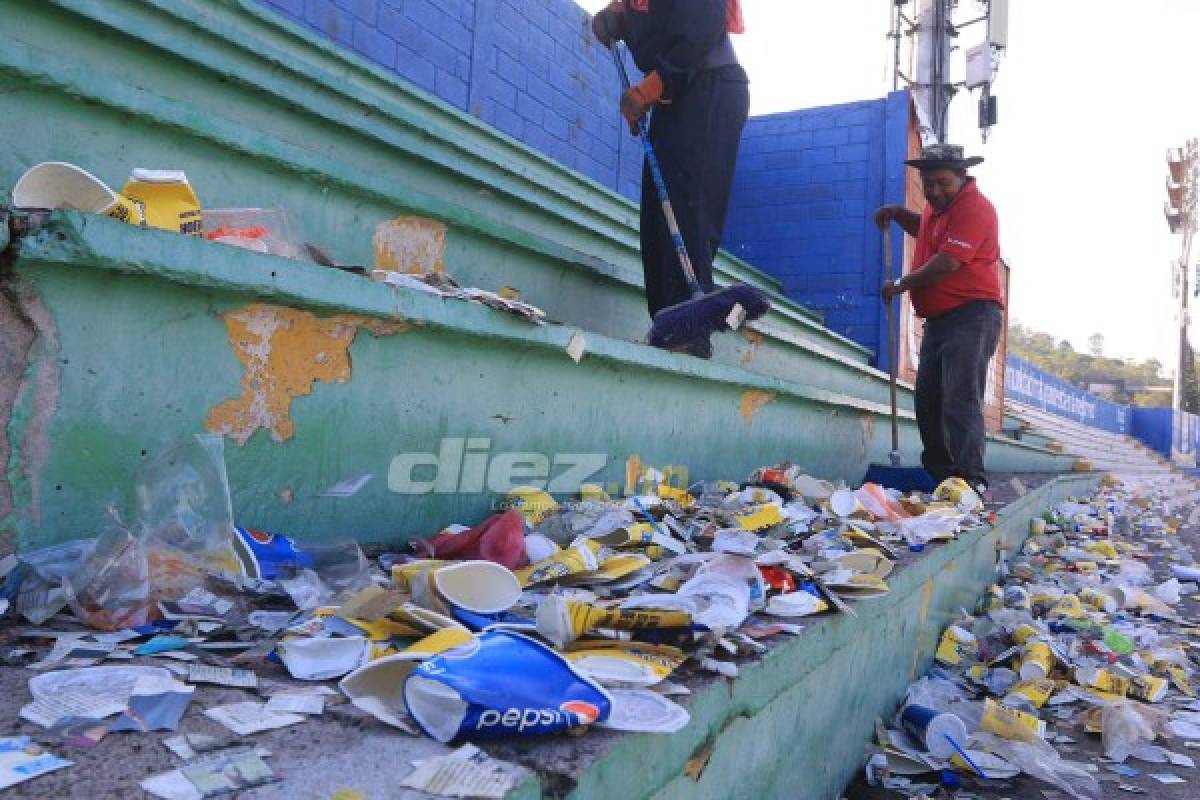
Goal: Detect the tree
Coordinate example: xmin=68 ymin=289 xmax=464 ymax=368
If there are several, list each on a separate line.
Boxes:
xmin=1007 ymin=320 xmax=1171 ymax=405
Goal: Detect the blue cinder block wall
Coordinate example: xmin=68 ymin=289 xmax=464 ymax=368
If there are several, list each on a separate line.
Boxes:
xmin=724 ymin=91 xmax=911 ymax=370
xmin=258 ymin=0 xmax=643 ymax=199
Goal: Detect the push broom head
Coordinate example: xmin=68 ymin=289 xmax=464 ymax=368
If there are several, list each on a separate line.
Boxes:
xmin=647 ymin=284 xmax=771 ymax=349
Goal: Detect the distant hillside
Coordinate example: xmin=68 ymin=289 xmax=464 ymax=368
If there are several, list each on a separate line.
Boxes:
xmin=1008 ymin=323 xmax=1174 ymax=408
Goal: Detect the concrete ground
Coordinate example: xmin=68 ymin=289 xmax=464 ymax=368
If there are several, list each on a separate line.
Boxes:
xmin=1 ymin=471 xmax=1188 ymax=800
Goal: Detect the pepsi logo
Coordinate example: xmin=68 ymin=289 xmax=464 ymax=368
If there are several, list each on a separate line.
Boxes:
xmin=240 ymin=527 xmax=275 ymax=545
xmin=560 ymin=700 xmax=601 ymax=725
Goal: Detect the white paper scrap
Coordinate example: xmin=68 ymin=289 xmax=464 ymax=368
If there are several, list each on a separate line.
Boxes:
xmin=566 ymin=332 xmax=586 ymax=363
xmin=187 ymin=664 xmax=258 ymax=689
xmin=726 ymin=302 xmax=746 ymax=331
xmin=19 ymin=691 xmax=125 ymax=728
xmin=265 ymin=693 xmax=325 ymax=715
xmin=1149 ymin=773 xmax=1186 ymax=784
xmin=0 ymin=737 xmax=72 ymax=790
xmin=319 ymin=473 xmax=374 ymax=498
xmin=204 ymin=702 xmax=304 ymax=736
xmin=401 ymin=745 xmax=520 ymax=799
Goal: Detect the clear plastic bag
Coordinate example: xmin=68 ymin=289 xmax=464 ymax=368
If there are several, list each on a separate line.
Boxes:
xmin=134 ymin=434 xmax=243 ymax=595
xmin=64 ymin=526 xmax=153 ymax=631
xmin=972 ymin=731 xmax=1101 ymax=800
xmin=275 ymin=540 xmax=371 ymax=611
xmin=9 ymin=538 xmax=96 ymax=623
xmin=203 ymin=208 xmax=304 ymax=260
xmin=1102 ymin=701 xmax=1159 ymax=763
xmin=902 ymin=673 xmax=971 ymax=714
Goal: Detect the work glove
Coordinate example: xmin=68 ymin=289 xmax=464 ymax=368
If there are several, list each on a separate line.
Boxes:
xmin=620 ymin=71 xmax=665 ymax=135
xmin=591 ymin=1 xmax=627 ymax=46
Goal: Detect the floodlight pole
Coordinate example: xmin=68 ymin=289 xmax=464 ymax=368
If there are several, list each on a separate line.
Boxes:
xmin=1166 ymin=139 xmax=1198 ymax=464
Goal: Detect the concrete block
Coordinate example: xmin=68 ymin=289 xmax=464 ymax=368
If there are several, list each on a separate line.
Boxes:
xmin=305 ymin=0 xmax=355 ymax=46
xmin=339 ymin=0 xmax=378 ymax=24
xmin=812 ymin=126 xmax=850 ymax=147
xmin=351 ymin=18 xmax=396 ymax=67
xmin=395 ymin=43 xmax=437 ymax=91
xmin=436 ymin=69 xmax=469 ymax=109
xmin=836 ymin=143 xmax=870 ymax=163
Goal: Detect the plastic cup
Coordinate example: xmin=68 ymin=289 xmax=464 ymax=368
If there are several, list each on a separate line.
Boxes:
xmin=899 ymin=704 xmax=968 ymax=759
xmin=432 ymin=560 xmax=521 ymax=614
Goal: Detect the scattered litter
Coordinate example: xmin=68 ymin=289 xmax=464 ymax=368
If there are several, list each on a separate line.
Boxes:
xmin=867 ymin=477 xmax=1200 ymax=799
xmin=0 ymin=736 xmax=72 ymax=789
xmin=108 ymin=675 xmax=195 ymax=732
xmin=142 ymin=746 xmax=277 ymax=799
xmin=186 ymin=664 xmax=258 ymax=689
xmin=1149 ymin=771 xmax=1186 ymax=784
xmin=204 ymin=702 xmax=305 ymax=736
xmin=162 ymin=733 xmax=228 ymax=761
xmin=400 ymin=744 xmax=524 ymax=799
xmin=265 ymin=693 xmax=325 ymax=715
xmin=19 ymin=691 xmax=125 ymax=729
xmin=598 ymin=688 xmax=690 ymax=733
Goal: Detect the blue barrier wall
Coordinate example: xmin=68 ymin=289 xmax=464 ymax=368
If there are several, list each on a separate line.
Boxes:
xmin=1132 ymin=407 xmax=1200 ymax=460
xmin=722 ymin=91 xmax=911 ymax=369
xmin=258 ymin=0 xmax=643 ymax=199
xmin=1005 ymin=355 xmax=1131 ymax=435
xmin=1132 ymin=408 xmax=1173 ymax=457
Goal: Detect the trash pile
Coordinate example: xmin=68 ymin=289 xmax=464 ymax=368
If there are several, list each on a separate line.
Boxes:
xmin=871 ymin=476 xmax=1200 ymax=799
xmin=0 ymin=433 xmax=997 ymax=796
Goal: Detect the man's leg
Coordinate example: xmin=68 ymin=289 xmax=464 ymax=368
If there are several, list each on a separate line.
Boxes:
xmin=697 ymin=67 xmax=750 ymax=272
xmin=640 ymin=67 xmax=748 ymax=319
xmin=915 ymin=323 xmax=953 ymax=482
xmin=939 ymin=302 xmax=1003 ymax=487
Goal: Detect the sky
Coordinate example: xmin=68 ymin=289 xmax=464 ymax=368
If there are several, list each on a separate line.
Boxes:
xmin=576 ymin=1 xmax=1200 ymax=369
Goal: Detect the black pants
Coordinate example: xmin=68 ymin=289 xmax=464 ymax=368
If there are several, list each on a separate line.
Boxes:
xmin=914 ymin=300 xmax=1003 ymax=487
xmin=640 ymin=65 xmax=749 ymax=317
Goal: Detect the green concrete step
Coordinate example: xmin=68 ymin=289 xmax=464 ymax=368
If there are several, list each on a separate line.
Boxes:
xmin=1 ymin=213 xmax=1071 ymax=550
xmin=0 ymin=0 xmax=873 ymax=381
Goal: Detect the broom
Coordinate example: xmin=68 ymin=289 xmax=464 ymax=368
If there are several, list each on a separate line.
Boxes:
xmin=610 ymin=45 xmax=770 ymax=350
xmin=862 ymin=226 xmax=936 ymax=492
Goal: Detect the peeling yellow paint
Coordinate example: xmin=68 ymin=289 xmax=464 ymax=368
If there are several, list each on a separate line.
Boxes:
xmin=206 ymin=303 xmax=411 ymax=445
xmin=373 ymin=216 xmax=446 ymax=274
xmin=740 ymin=390 xmax=775 ymax=428
xmin=739 ymin=329 xmax=764 ymax=365
xmin=624 ymin=454 xmax=642 ymax=497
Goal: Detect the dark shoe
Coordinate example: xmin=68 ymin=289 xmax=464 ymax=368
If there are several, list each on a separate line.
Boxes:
xmin=667 ymin=336 xmax=712 ymax=360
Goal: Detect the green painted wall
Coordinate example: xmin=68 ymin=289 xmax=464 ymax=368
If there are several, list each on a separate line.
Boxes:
xmin=2 ymin=214 xmax=1068 ymax=549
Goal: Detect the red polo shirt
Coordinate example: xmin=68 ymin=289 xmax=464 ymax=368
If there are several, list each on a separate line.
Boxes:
xmin=908 ymin=178 xmax=1004 ymax=319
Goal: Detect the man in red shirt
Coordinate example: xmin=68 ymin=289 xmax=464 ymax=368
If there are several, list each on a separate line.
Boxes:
xmin=874 ymin=144 xmax=1004 ymax=491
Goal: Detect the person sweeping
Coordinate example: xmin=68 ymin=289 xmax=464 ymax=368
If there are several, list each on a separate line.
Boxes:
xmin=874 ymin=144 xmax=1004 ymax=494
xmin=592 ymin=0 xmax=764 ymax=359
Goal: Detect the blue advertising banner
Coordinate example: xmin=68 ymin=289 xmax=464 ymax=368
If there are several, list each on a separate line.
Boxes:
xmin=1004 ymin=355 xmax=1130 ymax=434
